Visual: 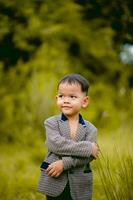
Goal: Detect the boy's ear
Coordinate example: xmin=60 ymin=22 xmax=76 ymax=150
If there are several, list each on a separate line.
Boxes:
xmin=82 ymin=96 xmax=90 ymax=108
xmin=55 ymin=95 xmax=58 ymax=101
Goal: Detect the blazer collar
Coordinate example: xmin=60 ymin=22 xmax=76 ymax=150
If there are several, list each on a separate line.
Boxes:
xmin=60 ymin=113 xmax=86 ymax=127
xmin=58 ymin=113 xmax=87 ymax=141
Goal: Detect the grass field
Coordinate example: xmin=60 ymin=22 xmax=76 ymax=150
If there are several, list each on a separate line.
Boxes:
xmin=93 ymin=128 xmax=133 ymax=200
xmin=0 ymin=128 xmax=132 ymax=200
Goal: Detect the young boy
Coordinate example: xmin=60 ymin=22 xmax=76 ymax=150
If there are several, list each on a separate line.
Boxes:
xmin=37 ymin=73 xmax=99 ymax=200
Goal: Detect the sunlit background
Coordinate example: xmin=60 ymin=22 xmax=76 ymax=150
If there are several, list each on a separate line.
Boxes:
xmin=0 ymin=0 xmax=133 ymax=200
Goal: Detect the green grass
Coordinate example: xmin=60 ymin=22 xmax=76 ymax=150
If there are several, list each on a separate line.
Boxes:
xmin=0 ymin=142 xmax=46 ymax=200
xmin=97 ymin=153 xmax=133 ymax=200
xmin=92 ymin=129 xmax=133 ymax=200
xmin=0 ymin=128 xmax=132 ymax=200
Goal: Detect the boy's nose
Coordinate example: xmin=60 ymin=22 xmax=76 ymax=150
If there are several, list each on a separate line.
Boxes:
xmin=63 ymin=96 xmax=70 ymax=102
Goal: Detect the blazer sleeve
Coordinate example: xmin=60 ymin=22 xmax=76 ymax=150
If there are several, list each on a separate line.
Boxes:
xmin=62 ymin=156 xmax=89 ymax=170
xmin=62 ymin=127 xmax=97 ymax=170
xmin=45 ymin=118 xmax=93 ymax=158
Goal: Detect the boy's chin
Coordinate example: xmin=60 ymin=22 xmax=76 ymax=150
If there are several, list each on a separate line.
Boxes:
xmin=62 ymin=110 xmax=72 ymax=116
xmin=62 ymin=111 xmax=77 ymax=118
xmin=63 ymin=111 xmax=71 ymax=116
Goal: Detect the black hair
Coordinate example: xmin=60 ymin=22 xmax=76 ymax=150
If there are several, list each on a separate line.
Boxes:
xmin=57 ymin=73 xmax=89 ymax=95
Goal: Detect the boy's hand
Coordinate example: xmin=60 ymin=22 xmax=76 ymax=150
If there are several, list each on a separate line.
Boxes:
xmin=91 ymin=143 xmax=99 ymax=159
xmin=45 ymin=160 xmax=64 ymax=177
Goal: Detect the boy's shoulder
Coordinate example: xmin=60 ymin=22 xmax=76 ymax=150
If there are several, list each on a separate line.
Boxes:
xmin=84 ymin=120 xmax=97 ymax=133
xmin=44 ymin=115 xmax=61 ymax=125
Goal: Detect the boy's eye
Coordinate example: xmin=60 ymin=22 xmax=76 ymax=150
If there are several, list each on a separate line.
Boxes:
xmin=58 ymin=95 xmax=64 ymax=98
xmin=70 ymin=96 xmax=77 ymax=99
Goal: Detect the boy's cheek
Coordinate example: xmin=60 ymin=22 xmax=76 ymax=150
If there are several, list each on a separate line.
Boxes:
xmin=56 ymin=100 xmax=60 ymax=105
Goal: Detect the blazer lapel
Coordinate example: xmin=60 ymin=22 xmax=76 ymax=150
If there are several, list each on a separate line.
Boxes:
xmin=58 ymin=119 xmax=71 ymax=139
xmin=56 ymin=114 xmax=87 ymax=141
xmin=75 ymin=123 xmax=87 ymax=142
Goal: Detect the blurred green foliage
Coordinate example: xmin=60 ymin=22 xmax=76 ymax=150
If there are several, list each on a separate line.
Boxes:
xmin=0 ymin=0 xmax=132 ymax=143
xmin=0 ymin=0 xmax=133 ymax=199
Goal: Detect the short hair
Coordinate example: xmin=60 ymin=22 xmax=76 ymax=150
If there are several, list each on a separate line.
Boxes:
xmin=57 ymin=73 xmax=89 ymax=95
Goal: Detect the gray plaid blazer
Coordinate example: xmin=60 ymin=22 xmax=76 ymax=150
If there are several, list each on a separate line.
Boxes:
xmin=37 ymin=114 xmax=97 ymax=200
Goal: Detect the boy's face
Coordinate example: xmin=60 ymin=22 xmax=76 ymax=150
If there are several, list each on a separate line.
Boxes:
xmin=56 ymin=82 xmax=89 ymax=118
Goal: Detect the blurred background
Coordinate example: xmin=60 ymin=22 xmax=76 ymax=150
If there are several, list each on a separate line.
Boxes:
xmin=0 ymin=0 xmax=133 ymax=199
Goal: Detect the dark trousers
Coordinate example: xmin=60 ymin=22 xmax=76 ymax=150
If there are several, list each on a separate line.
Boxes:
xmin=46 ymin=182 xmax=73 ymax=200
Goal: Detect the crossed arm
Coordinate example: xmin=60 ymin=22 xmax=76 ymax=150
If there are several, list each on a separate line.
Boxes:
xmin=44 ymin=119 xmax=98 ymax=176
xmin=45 ymin=119 xmax=97 ymax=158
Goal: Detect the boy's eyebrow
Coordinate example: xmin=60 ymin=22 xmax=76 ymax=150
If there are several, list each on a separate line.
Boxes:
xmin=57 ymin=92 xmax=77 ymax=95
xmin=57 ymin=91 xmax=78 ymax=95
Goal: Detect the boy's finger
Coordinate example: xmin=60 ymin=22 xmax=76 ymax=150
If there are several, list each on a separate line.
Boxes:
xmin=45 ymin=164 xmax=53 ymax=173
xmin=47 ymin=168 xmax=55 ymax=176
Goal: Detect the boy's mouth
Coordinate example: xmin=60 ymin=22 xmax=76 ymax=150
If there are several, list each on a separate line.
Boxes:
xmin=62 ymin=106 xmax=72 ymax=109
